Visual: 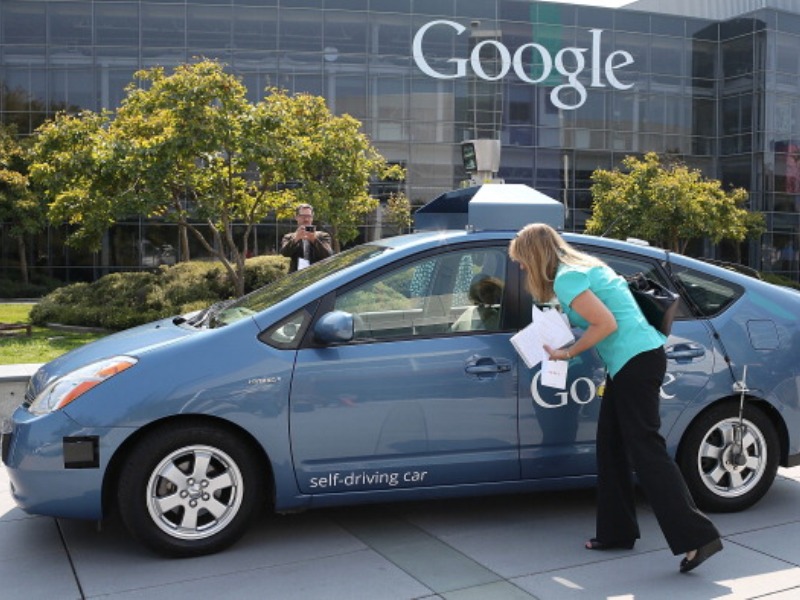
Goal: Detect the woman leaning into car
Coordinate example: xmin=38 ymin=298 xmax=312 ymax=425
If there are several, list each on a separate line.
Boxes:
xmin=509 ymin=222 xmax=722 ymax=574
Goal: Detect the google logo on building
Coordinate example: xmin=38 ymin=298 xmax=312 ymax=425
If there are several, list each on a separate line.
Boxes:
xmin=412 ymin=20 xmax=635 ymax=110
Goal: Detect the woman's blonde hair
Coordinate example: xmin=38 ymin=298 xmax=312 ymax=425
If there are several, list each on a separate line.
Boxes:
xmin=509 ymin=223 xmax=604 ymax=301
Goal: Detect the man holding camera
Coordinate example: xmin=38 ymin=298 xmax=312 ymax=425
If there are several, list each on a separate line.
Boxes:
xmin=279 ymin=203 xmax=334 ymax=272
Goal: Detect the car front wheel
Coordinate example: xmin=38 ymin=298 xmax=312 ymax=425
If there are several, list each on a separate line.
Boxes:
xmin=117 ymin=422 xmax=264 ymax=557
xmin=678 ymin=403 xmax=779 ymax=513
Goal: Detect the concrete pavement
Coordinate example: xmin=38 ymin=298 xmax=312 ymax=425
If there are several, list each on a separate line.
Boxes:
xmin=3 ymin=461 xmax=800 ymax=599
xmin=0 ymin=363 xmax=39 ymax=419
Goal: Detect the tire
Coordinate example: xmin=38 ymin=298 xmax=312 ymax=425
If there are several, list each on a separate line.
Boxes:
xmin=678 ymin=402 xmax=779 ymax=513
xmin=117 ymin=422 xmax=265 ymax=557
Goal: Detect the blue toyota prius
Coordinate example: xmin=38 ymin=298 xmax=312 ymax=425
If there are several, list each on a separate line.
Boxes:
xmin=3 ymin=187 xmax=800 ymax=557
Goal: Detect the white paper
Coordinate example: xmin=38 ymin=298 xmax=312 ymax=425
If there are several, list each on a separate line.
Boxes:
xmin=509 ymin=305 xmax=575 ymax=369
xmin=297 ymin=257 xmax=311 ymax=270
xmin=509 ymin=323 xmax=544 ymax=368
xmin=540 ymin=358 xmax=569 ymax=389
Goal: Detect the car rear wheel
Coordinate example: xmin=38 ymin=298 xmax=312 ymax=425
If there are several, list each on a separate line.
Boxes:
xmin=117 ymin=422 xmax=264 ymax=557
xmin=678 ymin=403 xmax=779 ymax=513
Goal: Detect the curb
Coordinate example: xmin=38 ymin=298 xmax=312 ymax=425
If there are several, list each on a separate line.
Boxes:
xmin=0 ymin=364 xmax=41 ymax=419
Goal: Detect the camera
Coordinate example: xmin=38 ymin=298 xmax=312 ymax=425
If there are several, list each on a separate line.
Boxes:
xmin=304 ymin=225 xmax=315 ymax=232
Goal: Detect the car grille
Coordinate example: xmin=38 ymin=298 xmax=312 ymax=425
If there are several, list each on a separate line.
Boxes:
xmin=0 ymin=419 xmax=11 ymax=465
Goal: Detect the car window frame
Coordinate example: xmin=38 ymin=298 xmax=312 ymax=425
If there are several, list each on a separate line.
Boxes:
xmin=258 ymin=301 xmax=320 ymax=350
xmin=301 ymin=241 xmax=522 ymax=348
xmin=668 ymin=263 xmax=745 ymax=319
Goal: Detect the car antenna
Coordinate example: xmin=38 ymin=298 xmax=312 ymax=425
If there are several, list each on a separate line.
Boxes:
xmin=731 ymin=365 xmax=750 ymax=467
xmin=600 ymin=214 xmax=625 ymax=237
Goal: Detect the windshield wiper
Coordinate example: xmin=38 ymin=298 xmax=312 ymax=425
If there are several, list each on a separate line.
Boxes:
xmin=174 ymin=299 xmax=235 ymax=329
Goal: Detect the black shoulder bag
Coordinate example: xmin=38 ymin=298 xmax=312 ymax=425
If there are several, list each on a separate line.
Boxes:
xmin=625 ymin=272 xmax=680 ymax=336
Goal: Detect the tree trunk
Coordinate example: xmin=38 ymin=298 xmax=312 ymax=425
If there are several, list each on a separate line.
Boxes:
xmin=186 ymin=221 xmax=245 ymax=298
xmin=17 ymin=235 xmax=29 ymax=286
xmin=179 ymin=219 xmax=190 ymax=262
xmin=330 ymin=225 xmax=340 ymax=253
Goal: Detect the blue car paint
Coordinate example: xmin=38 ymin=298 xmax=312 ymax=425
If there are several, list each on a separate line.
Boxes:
xmin=291 ymin=332 xmax=520 ymax=492
xmin=26 ymin=316 xmax=197 ymax=394
xmin=5 ymin=408 xmax=127 ymax=519
xmin=4 ymin=227 xmax=800 ymax=528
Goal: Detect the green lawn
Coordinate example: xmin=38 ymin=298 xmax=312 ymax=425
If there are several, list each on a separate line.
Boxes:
xmin=0 ymin=303 xmax=106 ymax=365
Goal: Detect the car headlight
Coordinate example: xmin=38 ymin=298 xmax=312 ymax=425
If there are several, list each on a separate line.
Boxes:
xmin=29 ymin=356 xmax=138 ymax=415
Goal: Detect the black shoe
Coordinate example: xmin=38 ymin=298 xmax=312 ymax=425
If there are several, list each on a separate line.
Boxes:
xmin=680 ymin=538 xmax=723 ymax=573
xmin=585 ymin=538 xmax=636 ymax=551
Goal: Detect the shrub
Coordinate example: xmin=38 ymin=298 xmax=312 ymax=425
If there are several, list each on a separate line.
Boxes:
xmin=0 ymin=273 xmax=63 ymax=299
xmin=158 ymin=261 xmax=231 ymax=306
xmin=29 ymin=256 xmax=291 ymax=331
xmin=244 ymin=255 xmax=289 ymax=293
xmin=30 ymin=283 xmax=92 ymax=326
xmin=762 ymin=272 xmax=800 ymax=290
xmin=91 ymin=272 xmax=159 ymax=307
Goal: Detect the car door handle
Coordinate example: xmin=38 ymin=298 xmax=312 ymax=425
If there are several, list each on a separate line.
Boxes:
xmin=464 ymin=357 xmax=512 ymax=377
xmin=465 ymin=363 xmax=511 ymax=374
xmin=666 ymin=344 xmax=705 ymax=361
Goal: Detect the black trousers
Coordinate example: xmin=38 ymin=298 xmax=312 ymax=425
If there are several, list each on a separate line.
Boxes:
xmin=596 ymin=347 xmax=720 ymax=555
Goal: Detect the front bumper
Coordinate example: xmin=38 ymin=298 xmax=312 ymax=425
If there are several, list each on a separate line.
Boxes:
xmin=2 ymin=407 xmax=127 ymax=520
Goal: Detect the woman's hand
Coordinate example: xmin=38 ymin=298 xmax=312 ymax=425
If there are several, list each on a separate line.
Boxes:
xmin=544 ymin=289 xmax=617 ymax=360
xmin=544 ymin=344 xmax=572 ymax=361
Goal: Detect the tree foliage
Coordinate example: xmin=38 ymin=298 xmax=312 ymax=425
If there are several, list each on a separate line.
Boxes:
xmin=256 ymin=89 xmax=405 ymax=250
xmin=586 ymin=153 xmax=764 ymax=253
xmin=29 ymin=111 xmax=118 ymax=249
xmin=111 ymin=60 xmax=260 ymax=296
xmin=383 ymin=192 xmax=414 ymax=234
xmin=27 ymin=60 xmax=403 ymax=296
xmin=0 ymin=123 xmax=46 ymax=284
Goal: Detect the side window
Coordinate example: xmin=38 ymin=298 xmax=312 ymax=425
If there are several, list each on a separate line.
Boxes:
xmin=671 ymin=265 xmax=744 ymax=317
xmin=580 ymin=248 xmax=691 ymax=318
xmin=259 ymin=307 xmax=315 ymax=349
xmin=335 ymin=247 xmax=508 ymax=341
xmin=583 ymin=250 xmax=664 ymax=283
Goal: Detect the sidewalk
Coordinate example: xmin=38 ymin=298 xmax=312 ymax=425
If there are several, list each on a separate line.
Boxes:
xmin=2 ymin=462 xmax=800 ymax=599
xmin=0 ymin=363 xmax=41 ymax=419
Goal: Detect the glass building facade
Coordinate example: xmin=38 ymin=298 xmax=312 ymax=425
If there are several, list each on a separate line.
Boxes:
xmin=2 ymin=0 xmax=800 ymax=283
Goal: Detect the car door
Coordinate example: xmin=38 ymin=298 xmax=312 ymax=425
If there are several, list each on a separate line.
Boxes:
xmin=289 ymin=244 xmax=521 ymax=494
xmin=593 ymin=250 xmax=718 ymax=432
xmin=518 ymin=247 xmax=717 ymax=479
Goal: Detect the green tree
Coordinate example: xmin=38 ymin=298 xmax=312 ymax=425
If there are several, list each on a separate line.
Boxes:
xmin=383 ymin=192 xmax=413 ymax=234
xmin=28 ymin=110 xmax=118 ymax=250
xmin=0 ymin=124 xmax=46 ymax=284
xmin=28 ymin=60 xmax=404 ymax=296
xmin=110 ymin=60 xmax=263 ymax=296
xmin=257 ymin=89 xmax=405 ymax=251
xmin=587 ymin=153 xmax=764 ymax=253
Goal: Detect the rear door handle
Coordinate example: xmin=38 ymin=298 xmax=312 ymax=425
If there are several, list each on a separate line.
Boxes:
xmin=666 ymin=343 xmax=705 ymax=362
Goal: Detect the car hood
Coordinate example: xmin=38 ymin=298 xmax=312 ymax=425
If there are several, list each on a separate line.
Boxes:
xmin=27 ymin=316 xmax=197 ymax=398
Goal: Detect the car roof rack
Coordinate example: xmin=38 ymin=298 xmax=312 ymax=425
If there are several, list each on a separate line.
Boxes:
xmin=413 ymin=184 xmax=565 ymax=232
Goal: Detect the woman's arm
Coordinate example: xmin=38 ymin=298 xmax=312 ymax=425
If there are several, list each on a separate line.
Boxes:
xmin=545 ymin=289 xmax=617 ymax=361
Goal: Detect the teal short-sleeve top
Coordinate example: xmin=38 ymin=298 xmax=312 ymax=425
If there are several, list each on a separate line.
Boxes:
xmin=554 ymin=263 xmax=666 ymax=378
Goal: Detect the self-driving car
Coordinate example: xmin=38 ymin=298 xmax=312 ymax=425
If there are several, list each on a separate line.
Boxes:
xmin=3 ymin=185 xmax=800 ymax=557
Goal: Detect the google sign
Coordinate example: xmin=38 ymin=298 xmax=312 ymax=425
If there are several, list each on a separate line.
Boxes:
xmin=412 ymin=20 xmax=635 ymax=110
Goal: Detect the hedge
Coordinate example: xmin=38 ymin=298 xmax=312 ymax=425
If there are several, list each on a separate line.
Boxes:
xmin=30 ymin=255 xmax=289 ymax=331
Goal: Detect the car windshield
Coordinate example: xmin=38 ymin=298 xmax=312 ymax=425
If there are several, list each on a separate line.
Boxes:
xmin=208 ymin=244 xmax=387 ymax=328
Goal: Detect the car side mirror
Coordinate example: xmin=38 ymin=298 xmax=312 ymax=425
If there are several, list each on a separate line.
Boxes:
xmin=314 ymin=311 xmax=354 ymax=344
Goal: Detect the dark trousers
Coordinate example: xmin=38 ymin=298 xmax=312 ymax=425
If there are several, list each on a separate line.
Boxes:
xmin=596 ymin=347 xmax=720 ymax=555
